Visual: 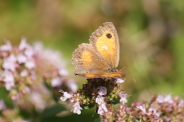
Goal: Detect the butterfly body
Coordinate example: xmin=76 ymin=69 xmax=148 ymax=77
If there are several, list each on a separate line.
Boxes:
xmin=72 ymin=22 xmax=125 ymax=79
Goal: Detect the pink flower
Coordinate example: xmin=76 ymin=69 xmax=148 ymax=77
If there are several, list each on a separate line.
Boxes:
xmin=95 ymin=87 xmax=109 ymax=115
xmin=96 ymin=95 xmax=105 ymax=104
xmin=51 ymin=77 xmax=62 ymax=87
xmin=71 ymin=102 xmax=82 ymax=115
xmin=2 ymin=54 xmax=17 ymax=71
xmin=25 ymin=46 xmax=34 ymax=58
xmin=30 ymin=71 xmax=36 ymax=80
xmin=20 ymin=69 xmax=29 ymax=77
xmin=25 ymin=60 xmax=35 ymax=69
xmin=2 ymin=70 xmax=15 ymax=90
xmin=60 ymin=91 xmax=73 ymax=101
xmin=17 ymin=53 xmax=27 ymax=64
xmin=148 ymin=104 xmax=161 ymax=117
xmin=98 ymin=86 xmax=107 ymax=96
xmin=59 ymin=68 xmax=69 ymax=76
xmin=30 ymin=91 xmax=46 ymax=111
xmin=137 ymin=105 xmax=146 ymax=114
xmin=97 ymin=102 xmax=108 ymax=115
xmin=119 ymin=94 xmax=128 ymax=104
xmin=178 ymin=99 xmax=184 ymax=107
xmin=19 ymin=38 xmax=28 ymax=50
xmin=66 ymin=80 xmax=77 ymax=92
xmin=0 ymin=41 xmax=12 ymax=51
xmin=156 ymin=94 xmax=173 ymax=103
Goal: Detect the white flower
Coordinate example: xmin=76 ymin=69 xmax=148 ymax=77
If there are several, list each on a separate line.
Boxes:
xmin=116 ymin=78 xmax=125 ymax=83
xmin=2 ymin=54 xmax=17 ymax=71
xmin=0 ymin=41 xmax=12 ymax=51
xmin=97 ymin=102 xmax=108 ymax=115
xmin=66 ymin=80 xmax=77 ymax=92
xmin=60 ymin=91 xmax=73 ymax=101
xmin=25 ymin=60 xmax=35 ymax=69
xmin=0 ymin=100 xmax=6 ymax=110
xmin=95 ymin=95 xmax=105 ymax=104
xmin=2 ymin=70 xmax=15 ymax=90
xmin=119 ymin=94 xmax=128 ymax=104
xmin=20 ymin=69 xmax=29 ymax=77
xmin=156 ymin=94 xmax=173 ymax=103
xmin=51 ymin=77 xmax=62 ymax=87
xmin=98 ymin=86 xmax=107 ymax=96
xmin=17 ymin=53 xmax=27 ymax=64
xmin=71 ymin=102 xmax=82 ymax=115
xmin=59 ymin=69 xmax=68 ymax=76
xmin=137 ymin=105 xmax=146 ymax=114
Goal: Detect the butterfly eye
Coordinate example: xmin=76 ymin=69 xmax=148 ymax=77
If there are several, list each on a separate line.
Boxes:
xmin=106 ymin=33 xmax=112 ymax=39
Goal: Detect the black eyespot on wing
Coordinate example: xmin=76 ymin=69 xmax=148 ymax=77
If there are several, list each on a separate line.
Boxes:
xmin=106 ymin=33 xmax=112 ymax=39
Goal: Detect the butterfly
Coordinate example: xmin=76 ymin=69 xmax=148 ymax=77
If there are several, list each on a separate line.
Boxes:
xmin=72 ymin=22 xmax=125 ymax=79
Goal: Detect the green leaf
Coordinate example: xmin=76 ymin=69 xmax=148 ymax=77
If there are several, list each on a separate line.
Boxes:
xmin=42 ymin=104 xmax=67 ymax=118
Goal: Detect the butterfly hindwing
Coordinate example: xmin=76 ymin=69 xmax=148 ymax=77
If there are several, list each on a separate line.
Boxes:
xmin=72 ymin=43 xmax=109 ymax=74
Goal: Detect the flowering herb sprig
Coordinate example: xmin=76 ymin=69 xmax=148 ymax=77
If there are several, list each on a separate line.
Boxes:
xmin=60 ymin=78 xmax=127 ymax=116
xmin=60 ymin=77 xmax=184 ymax=121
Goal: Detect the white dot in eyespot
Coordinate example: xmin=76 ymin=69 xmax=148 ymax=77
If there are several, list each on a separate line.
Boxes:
xmin=102 ymin=46 xmax=108 ymax=50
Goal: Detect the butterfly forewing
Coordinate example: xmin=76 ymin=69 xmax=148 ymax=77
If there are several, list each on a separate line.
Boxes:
xmin=89 ymin=22 xmax=120 ymax=68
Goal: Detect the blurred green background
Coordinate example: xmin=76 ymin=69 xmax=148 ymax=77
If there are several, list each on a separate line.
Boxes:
xmin=0 ymin=0 xmax=184 ymax=121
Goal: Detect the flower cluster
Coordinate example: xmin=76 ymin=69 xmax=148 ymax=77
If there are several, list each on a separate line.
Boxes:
xmin=113 ymin=94 xmax=184 ymax=121
xmin=60 ymin=78 xmax=127 ymax=116
xmin=0 ymin=39 xmax=36 ymax=100
xmin=60 ymin=76 xmax=184 ymax=122
xmin=0 ymin=39 xmax=77 ymax=113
